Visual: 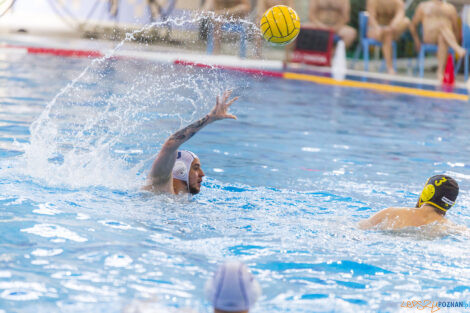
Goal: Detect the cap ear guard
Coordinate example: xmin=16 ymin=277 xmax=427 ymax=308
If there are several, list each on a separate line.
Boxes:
xmin=172 ymin=150 xmax=198 ymax=185
xmin=173 ymin=161 xmax=187 ymax=179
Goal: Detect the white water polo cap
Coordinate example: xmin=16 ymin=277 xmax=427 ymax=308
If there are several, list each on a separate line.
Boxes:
xmin=205 ymin=260 xmax=261 ymax=312
xmin=172 ymin=150 xmax=198 ymax=185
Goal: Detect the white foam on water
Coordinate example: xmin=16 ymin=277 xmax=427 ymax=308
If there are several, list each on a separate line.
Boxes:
xmin=18 ymin=13 xmax=257 ymax=191
xmin=0 ymin=289 xmax=42 ymax=301
xmin=21 ymin=224 xmax=87 ymax=242
xmin=0 ymin=281 xmax=51 ymax=301
xmin=123 ymin=298 xmax=198 ymax=313
xmin=104 ymin=254 xmax=133 ymax=268
xmin=447 ymin=162 xmax=465 ymax=167
xmin=31 ymin=259 xmax=50 ymax=265
xmin=32 ymin=203 xmax=62 ymax=215
xmin=71 ymin=294 xmax=98 ymax=303
xmin=61 ymin=281 xmax=117 ymax=296
xmin=114 ymin=149 xmax=143 ymax=155
xmin=31 ymin=248 xmax=63 ymax=257
xmin=98 ymin=220 xmax=132 ymax=230
xmin=76 ymin=213 xmax=90 ymax=220
xmin=302 ymin=147 xmax=321 ymax=153
xmin=51 ymin=238 xmax=66 ymax=243
xmin=446 ymin=171 xmax=470 ymax=181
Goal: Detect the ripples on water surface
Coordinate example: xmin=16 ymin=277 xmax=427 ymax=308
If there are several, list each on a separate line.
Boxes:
xmin=1 ymin=50 xmax=470 ymax=313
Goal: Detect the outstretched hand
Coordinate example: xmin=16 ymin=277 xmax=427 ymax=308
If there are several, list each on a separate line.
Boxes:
xmin=209 ymin=90 xmax=238 ymax=122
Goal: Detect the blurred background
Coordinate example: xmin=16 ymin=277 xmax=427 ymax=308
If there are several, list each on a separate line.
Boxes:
xmin=1 ymin=0 xmax=470 ymax=81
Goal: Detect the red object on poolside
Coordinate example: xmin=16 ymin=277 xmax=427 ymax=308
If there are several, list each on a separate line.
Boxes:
xmin=290 ymin=27 xmax=334 ymax=67
xmin=4 ymin=44 xmax=103 ymax=58
xmin=27 ymin=47 xmax=103 ymax=58
xmin=443 ymin=54 xmax=455 ymax=86
xmin=173 ymin=60 xmax=284 ymax=77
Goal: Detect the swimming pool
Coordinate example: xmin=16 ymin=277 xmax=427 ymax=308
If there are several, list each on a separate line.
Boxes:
xmin=1 ymin=48 xmax=470 ymax=313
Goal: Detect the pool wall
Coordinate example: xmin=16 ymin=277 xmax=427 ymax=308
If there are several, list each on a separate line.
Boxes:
xmin=1 ymin=39 xmax=469 ymax=102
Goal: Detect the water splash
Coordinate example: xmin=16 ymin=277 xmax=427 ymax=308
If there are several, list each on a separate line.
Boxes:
xmin=21 ymin=13 xmax=258 ymax=189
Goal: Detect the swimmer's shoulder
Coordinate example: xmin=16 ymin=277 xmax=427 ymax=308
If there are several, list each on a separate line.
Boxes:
xmin=358 ymin=207 xmax=410 ymax=230
xmin=358 ymin=207 xmax=392 ymax=229
xmin=142 ymin=178 xmax=175 ymax=194
xmin=377 ymin=207 xmax=412 ymax=217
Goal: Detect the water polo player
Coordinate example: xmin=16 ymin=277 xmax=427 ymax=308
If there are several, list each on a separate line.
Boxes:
xmin=359 ymin=175 xmax=460 ymax=230
xmin=206 ymin=260 xmax=261 ymax=313
xmin=143 ymin=90 xmax=238 ymax=195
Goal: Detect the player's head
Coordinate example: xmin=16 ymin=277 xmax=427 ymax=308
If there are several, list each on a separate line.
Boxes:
xmin=416 ymin=175 xmax=459 ymax=215
xmin=172 ymin=150 xmax=205 ymax=194
xmin=205 ymin=260 xmax=261 ymax=313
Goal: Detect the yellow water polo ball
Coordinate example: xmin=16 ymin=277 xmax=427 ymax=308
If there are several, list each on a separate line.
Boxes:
xmin=260 ymin=5 xmax=300 ymax=46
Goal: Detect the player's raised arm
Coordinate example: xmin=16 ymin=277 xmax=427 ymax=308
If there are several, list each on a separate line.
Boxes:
xmin=145 ymin=90 xmax=238 ymax=193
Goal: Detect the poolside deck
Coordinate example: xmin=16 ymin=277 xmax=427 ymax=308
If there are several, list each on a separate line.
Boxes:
xmin=1 ymin=33 xmax=469 ymax=102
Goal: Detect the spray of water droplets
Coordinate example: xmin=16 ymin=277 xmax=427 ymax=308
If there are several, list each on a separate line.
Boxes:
xmin=20 ymin=13 xmax=259 ymax=189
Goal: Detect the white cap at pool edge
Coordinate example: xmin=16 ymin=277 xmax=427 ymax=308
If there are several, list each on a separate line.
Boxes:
xmin=205 ymin=260 xmax=261 ymax=312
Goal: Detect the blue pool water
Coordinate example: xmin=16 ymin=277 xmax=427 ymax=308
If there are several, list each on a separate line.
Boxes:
xmin=1 ymin=49 xmax=470 ymax=313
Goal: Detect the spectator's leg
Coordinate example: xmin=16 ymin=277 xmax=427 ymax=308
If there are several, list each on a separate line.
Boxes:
xmin=337 ymin=25 xmax=357 ymax=49
xmin=437 ymin=33 xmax=449 ymax=81
xmin=239 ymin=26 xmax=247 ymax=58
xmin=389 ymin=16 xmax=409 ymax=74
xmin=419 ymin=47 xmax=425 ymax=78
xmin=254 ymin=27 xmax=262 ymax=58
xmin=439 ymin=27 xmax=466 ymax=57
xmin=392 ymin=17 xmax=410 ymax=40
xmin=109 ymin=0 xmax=118 ymax=16
xmin=207 ymin=22 xmax=214 ymax=54
xmin=147 ymin=0 xmax=160 ymax=19
xmin=382 ymin=28 xmax=395 ymax=75
xmin=213 ymin=20 xmax=222 ymax=54
xmin=392 ymin=42 xmax=397 ymax=72
xmin=367 ymin=24 xmax=384 ymax=71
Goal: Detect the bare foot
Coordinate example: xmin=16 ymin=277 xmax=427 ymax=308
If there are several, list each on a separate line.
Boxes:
xmin=387 ymin=68 xmax=396 ymax=75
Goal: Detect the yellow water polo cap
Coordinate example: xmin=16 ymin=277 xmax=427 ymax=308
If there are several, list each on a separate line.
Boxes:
xmin=416 ymin=175 xmax=459 ymax=213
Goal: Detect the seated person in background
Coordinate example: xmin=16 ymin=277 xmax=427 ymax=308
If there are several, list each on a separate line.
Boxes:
xmin=147 ymin=0 xmax=161 ymax=19
xmin=359 ymin=175 xmax=461 ymax=231
xmin=255 ymin=0 xmax=295 ymax=58
xmin=409 ymin=0 xmax=466 ymax=81
xmin=366 ymin=0 xmax=410 ymax=75
xmin=143 ymin=90 xmax=238 ymax=195
xmin=257 ymin=0 xmax=294 ymax=17
xmin=109 ymin=0 xmax=118 ymax=16
xmin=307 ymin=0 xmax=357 ymax=48
xmin=205 ymin=260 xmax=261 ymax=313
xmin=203 ymin=0 xmax=251 ymax=54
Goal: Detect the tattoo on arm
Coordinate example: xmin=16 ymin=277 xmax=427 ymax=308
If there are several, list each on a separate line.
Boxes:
xmin=168 ymin=115 xmax=211 ymax=145
xmin=147 ymin=114 xmax=212 ymax=182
